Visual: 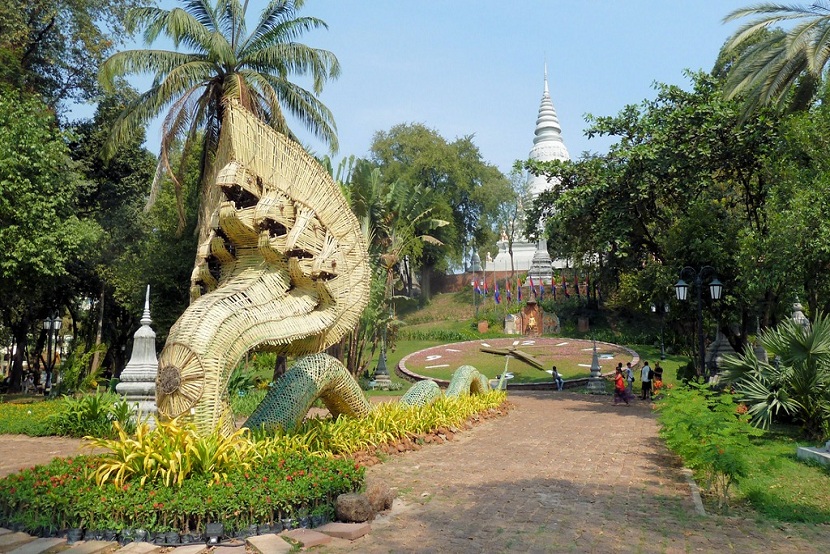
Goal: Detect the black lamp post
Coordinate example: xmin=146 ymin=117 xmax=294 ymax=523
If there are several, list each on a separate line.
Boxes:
xmin=675 ymin=267 xmax=723 ymax=380
xmin=650 ymin=302 xmax=669 ymax=360
xmin=42 ymin=312 xmax=62 ymax=394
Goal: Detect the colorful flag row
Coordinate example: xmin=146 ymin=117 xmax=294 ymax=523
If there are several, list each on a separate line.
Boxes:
xmin=473 ymin=275 xmax=595 ymax=304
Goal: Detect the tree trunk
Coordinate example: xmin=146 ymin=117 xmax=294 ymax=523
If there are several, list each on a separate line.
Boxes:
xmin=90 ymin=286 xmax=106 ymax=375
xmin=420 ymin=264 xmax=432 ymax=300
xmin=9 ymin=323 xmax=28 ymax=392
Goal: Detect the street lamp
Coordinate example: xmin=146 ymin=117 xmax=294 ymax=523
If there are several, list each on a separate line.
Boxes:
xmin=675 ymin=267 xmax=723 ymax=380
xmin=42 ymin=312 xmax=62 ymax=394
xmin=650 ymin=302 xmax=669 ymax=360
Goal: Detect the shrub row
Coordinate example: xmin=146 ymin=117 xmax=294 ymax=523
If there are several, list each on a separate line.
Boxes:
xmin=656 ymin=383 xmax=763 ymax=511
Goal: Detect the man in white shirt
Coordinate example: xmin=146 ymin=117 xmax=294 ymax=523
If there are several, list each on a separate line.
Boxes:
xmin=641 ymin=361 xmax=652 ymax=400
xmin=625 ymin=362 xmax=635 ymax=394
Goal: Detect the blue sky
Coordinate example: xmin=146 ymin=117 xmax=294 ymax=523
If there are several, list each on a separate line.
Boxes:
xmin=95 ymin=0 xmax=750 ymax=175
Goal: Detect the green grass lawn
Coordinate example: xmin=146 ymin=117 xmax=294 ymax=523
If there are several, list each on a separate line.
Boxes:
xmin=729 ymin=425 xmax=830 ymax=523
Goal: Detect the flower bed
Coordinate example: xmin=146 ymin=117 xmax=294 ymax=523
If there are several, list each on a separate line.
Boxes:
xmin=0 ymin=451 xmax=361 ymax=538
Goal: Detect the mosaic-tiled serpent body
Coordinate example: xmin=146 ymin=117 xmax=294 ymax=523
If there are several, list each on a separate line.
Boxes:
xmin=155 ymin=102 xmax=488 ymax=436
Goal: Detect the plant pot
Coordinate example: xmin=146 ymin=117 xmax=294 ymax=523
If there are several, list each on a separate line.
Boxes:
xmin=165 ymin=531 xmax=181 ymax=545
xmin=102 ymin=530 xmax=118 ymax=541
xmin=298 ymin=517 xmax=310 ymax=529
xmin=280 ymin=518 xmax=295 ymax=530
xmin=310 ymin=515 xmax=324 ymax=528
xmin=257 ymin=524 xmax=272 ymax=535
xmin=133 ymin=529 xmax=148 ymax=543
xmin=271 ymin=521 xmax=284 ymax=533
xmin=84 ymin=530 xmax=104 ymax=541
xmin=118 ymin=529 xmax=135 ymax=545
xmin=66 ymin=528 xmax=84 ymax=544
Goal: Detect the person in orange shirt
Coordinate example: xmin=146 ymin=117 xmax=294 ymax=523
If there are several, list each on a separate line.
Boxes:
xmin=613 ymin=367 xmax=630 ymax=405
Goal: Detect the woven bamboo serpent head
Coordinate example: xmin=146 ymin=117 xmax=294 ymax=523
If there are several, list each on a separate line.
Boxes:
xmin=155 ymin=101 xmax=371 ymax=434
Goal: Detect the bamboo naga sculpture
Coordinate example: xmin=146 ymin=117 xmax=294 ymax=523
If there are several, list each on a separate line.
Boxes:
xmin=156 ymin=101 xmax=490 ymax=436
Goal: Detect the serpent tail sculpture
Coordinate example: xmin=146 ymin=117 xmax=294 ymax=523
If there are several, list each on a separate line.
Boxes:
xmin=244 ymin=353 xmax=491 ymax=433
xmin=156 ymin=101 xmax=492 ymax=436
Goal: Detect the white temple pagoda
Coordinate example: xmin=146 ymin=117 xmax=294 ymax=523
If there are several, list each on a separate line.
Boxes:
xmin=487 ymin=65 xmax=570 ymax=280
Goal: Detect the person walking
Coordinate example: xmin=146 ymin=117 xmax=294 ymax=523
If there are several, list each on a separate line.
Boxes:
xmin=640 ymin=360 xmax=653 ymax=400
xmin=625 ymin=362 xmax=635 ymax=394
xmin=613 ymin=367 xmax=630 ymax=405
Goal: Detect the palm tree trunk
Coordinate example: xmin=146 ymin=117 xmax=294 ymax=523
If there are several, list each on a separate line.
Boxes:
xmin=90 ymin=287 xmax=105 ymax=375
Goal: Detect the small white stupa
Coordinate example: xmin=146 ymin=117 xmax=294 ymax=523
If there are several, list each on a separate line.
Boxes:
xmin=116 ymin=285 xmax=159 ymax=425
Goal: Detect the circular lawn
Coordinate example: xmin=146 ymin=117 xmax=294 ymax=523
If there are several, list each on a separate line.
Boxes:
xmin=399 ymin=337 xmax=638 ymax=384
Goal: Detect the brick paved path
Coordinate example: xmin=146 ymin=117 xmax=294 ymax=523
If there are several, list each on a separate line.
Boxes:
xmin=322 ymin=391 xmax=829 ymax=553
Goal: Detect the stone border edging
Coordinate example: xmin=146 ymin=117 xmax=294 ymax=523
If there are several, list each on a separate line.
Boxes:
xmin=396 ymin=338 xmax=640 ymax=390
xmin=681 ymin=468 xmax=707 ymax=516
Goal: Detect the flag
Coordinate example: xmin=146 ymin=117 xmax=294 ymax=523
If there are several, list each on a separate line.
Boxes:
xmin=574 ymin=273 xmax=580 ymax=297
xmin=473 ymin=279 xmax=480 ymax=295
xmin=551 ymin=279 xmax=556 ymax=300
xmin=483 ymin=278 xmax=489 ymax=296
xmin=528 ymin=275 xmax=535 ymax=299
xmin=517 ymin=278 xmax=523 ymax=301
xmin=506 ymin=280 xmax=512 ymax=302
xmin=494 ymin=281 xmax=501 ymax=304
xmin=538 ymin=281 xmax=544 ymax=300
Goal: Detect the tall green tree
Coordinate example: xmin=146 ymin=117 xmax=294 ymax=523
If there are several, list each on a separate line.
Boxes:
xmin=99 ymin=0 xmax=341 ymax=233
xmin=66 ymin=88 xmax=158 ymax=375
xmin=722 ymin=2 xmax=830 ymax=114
xmin=369 ymin=123 xmax=509 ymax=295
xmin=0 ymin=0 xmax=144 ymax=106
xmin=526 ymin=72 xmax=785 ymax=362
xmin=0 ymin=87 xmax=96 ymax=390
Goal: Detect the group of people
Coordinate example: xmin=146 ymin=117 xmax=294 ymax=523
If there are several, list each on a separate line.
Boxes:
xmin=613 ymin=360 xmax=663 ymax=405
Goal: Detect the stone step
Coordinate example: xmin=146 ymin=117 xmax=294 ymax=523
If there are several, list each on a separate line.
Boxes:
xmin=62 ymin=541 xmax=118 ymax=554
xmin=8 ymin=538 xmax=66 ymax=554
xmin=280 ymin=529 xmax=331 ymax=549
xmin=167 ymin=545 xmax=207 ymax=554
xmin=0 ymin=533 xmax=36 ymax=553
xmin=314 ymin=522 xmax=371 ymax=541
xmin=113 ymin=543 xmax=161 ymax=554
xmin=0 ymin=531 xmax=11 ymax=537
xmin=245 ymin=535 xmax=292 ymax=554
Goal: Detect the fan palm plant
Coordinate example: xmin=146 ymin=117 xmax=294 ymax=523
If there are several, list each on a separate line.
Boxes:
xmin=722 ymin=2 xmax=830 ymax=114
xmin=99 ymin=0 xmax=340 ymax=233
xmin=720 ymin=311 xmax=830 ymax=440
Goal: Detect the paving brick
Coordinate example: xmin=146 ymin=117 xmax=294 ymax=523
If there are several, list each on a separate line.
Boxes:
xmin=167 ymin=545 xmax=207 ymax=554
xmin=0 ymin=533 xmax=35 ymax=552
xmin=245 ymin=535 xmax=292 ymax=554
xmin=62 ymin=541 xmax=118 ymax=554
xmin=212 ymin=544 xmax=245 ymax=554
xmin=7 ymin=538 xmax=65 ymax=554
xmin=314 ymin=523 xmax=371 ymax=541
xmin=280 ymin=529 xmax=331 ymax=548
xmin=113 ymin=542 xmax=161 ymax=554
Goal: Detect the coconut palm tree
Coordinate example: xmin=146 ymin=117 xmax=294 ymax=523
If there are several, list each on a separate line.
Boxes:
xmin=99 ymin=0 xmax=340 ymax=233
xmin=722 ymin=2 xmax=830 ymax=114
xmin=721 ymin=312 xmax=830 ymax=440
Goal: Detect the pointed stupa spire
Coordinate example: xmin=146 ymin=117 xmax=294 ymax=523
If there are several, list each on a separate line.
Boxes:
xmin=140 ymin=284 xmax=152 ymax=326
xmin=527 ymin=64 xmax=570 ymax=197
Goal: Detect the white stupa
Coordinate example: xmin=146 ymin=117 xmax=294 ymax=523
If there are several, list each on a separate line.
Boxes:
xmin=116 ymin=285 xmax=159 ymax=426
xmin=488 ymin=65 xmax=570 ymax=280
